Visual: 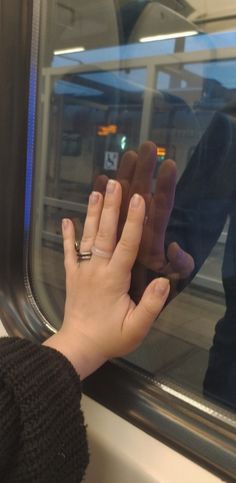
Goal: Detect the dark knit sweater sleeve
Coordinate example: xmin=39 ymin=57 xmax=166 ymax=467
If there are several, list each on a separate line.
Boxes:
xmin=0 ymin=337 xmax=89 ymax=482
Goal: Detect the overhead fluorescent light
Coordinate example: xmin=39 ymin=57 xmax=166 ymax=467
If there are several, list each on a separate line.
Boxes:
xmin=140 ymin=31 xmax=198 ymax=42
xmin=54 ymin=47 xmax=85 ymax=55
xmin=129 ymin=3 xmax=199 ymax=44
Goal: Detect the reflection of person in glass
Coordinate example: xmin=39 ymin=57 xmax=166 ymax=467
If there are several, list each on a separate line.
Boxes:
xmin=165 ymin=104 xmax=236 ymax=409
xmin=101 ymin=128 xmax=236 ymax=411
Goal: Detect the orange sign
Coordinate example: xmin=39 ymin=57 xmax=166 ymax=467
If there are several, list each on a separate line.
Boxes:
xmin=157 ymin=146 xmax=167 ymax=157
xmin=97 ymin=124 xmax=118 ymax=136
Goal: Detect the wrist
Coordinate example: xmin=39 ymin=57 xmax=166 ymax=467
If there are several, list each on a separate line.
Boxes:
xmin=43 ymin=329 xmax=107 ymax=380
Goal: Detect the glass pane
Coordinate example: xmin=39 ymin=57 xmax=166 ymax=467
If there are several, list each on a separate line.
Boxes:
xmin=31 ymin=0 xmax=236 ymax=425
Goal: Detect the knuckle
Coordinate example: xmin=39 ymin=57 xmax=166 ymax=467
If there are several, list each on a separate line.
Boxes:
xmin=63 ymin=243 xmax=70 ymax=257
xmin=128 ymin=208 xmax=138 ymax=221
xmin=141 ymin=300 xmax=156 ymax=318
xmin=80 ymin=233 xmax=93 ymax=245
xmin=96 ymin=229 xmax=109 ymax=244
xmin=119 ymin=237 xmax=136 ymax=252
xmin=127 ymin=210 xmax=143 ymax=227
xmin=104 ymin=198 xmax=113 ymax=209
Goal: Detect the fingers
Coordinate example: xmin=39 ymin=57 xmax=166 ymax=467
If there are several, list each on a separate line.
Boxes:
xmin=62 ymin=218 xmax=77 ymax=272
xmin=117 ymin=150 xmax=138 ymax=237
xmin=92 ymin=180 xmax=122 ymax=262
xmin=116 ymin=142 xmax=158 ymax=242
xmin=154 ymin=158 xmax=177 ymax=214
xmin=129 ymin=141 xmax=156 ymax=199
xmin=110 ymin=193 xmax=145 ymax=274
xmin=79 ymin=191 xmax=103 ymax=252
xmin=117 ymin=149 xmax=137 ymax=181
xmin=93 ymin=174 xmax=108 ymax=195
xmin=167 ymin=242 xmax=195 ymax=278
xmin=144 ymin=159 xmax=177 ymax=259
xmin=124 ymin=278 xmax=170 ymax=345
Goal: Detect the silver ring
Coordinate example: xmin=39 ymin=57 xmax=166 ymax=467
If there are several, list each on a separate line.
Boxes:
xmin=74 ymin=240 xmax=80 ymax=252
xmin=77 ymin=251 xmax=92 ymax=262
xmin=91 ymin=245 xmax=112 ymax=259
xmin=75 ymin=241 xmax=92 ymax=262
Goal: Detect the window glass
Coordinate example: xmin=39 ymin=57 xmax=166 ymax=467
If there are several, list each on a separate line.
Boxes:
xmin=31 ymin=0 xmax=236 ymax=424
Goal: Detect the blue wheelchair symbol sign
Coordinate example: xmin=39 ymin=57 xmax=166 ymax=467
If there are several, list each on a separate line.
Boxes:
xmin=104 ymin=151 xmax=119 ymax=170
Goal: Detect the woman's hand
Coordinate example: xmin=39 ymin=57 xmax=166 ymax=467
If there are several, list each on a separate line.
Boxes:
xmin=44 ymin=180 xmax=170 ymax=379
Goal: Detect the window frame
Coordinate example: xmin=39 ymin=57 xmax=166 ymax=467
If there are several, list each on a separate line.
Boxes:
xmin=0 ymin=0 xmax=51 ymax=341
xmin=0 ymin=0 xmax=235 ymax=480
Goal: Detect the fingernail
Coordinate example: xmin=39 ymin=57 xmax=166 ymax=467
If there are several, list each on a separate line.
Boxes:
xmin=62 ymin=218 xmax=69 ymax=229
xmin=90 ymin=191 xmax=100 ymax=205
xmin=154 ymin=277 xmax=169 ymax=295
xmin=106 ymin=179 xmax=116 ymax=194
xmin=130 ymin=193 xmax=141 ymax=207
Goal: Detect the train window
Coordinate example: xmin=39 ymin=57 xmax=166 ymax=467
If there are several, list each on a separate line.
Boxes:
xmin=28 ymin=0 xmax=236 ymax=477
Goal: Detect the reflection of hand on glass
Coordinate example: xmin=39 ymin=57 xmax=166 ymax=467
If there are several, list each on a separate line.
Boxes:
xmin=94 ymin=141 xmax=194 ymax=303
xmin=165 ymin=108 xmax=236 ymax=409
xmin=44 ymin=179 xmax=170 ymax=379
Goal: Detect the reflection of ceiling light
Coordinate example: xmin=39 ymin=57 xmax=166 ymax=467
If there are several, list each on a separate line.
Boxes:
xmin=140 ymin=31 xmax=198 ymax=42
xmin=129 ymin=3 xmax=199 ymax=44
xmin=54 ymin=47 xmax=85 ymax=55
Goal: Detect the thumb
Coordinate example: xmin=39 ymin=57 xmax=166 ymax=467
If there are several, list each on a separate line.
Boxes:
xmin=124 ymin=278 xmax=170 ymax=348
xmin=167 ymin=242 xmax=194 ymax=278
